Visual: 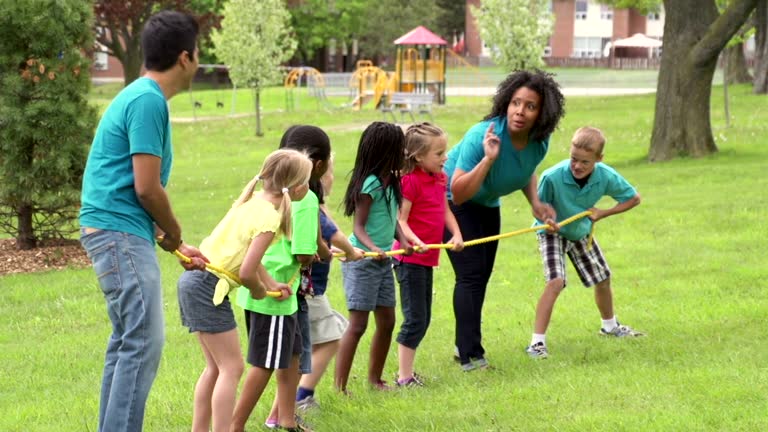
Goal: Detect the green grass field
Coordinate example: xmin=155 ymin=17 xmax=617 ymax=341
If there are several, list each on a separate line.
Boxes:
xmin=1 ymin=79 xmax=766 ymax=431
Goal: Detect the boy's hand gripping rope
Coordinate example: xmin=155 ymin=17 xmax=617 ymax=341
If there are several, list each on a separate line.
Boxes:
xmin=333 ymin=210 xmax=595 ymax=258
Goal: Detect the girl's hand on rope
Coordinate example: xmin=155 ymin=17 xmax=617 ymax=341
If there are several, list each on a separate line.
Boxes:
xmin=177 ymin=244 xmax=208 ymax=271
xmin=269 ymin=282 xmax=292 ymax=301
xmin=338 ymin=246 xmax=364 ymax=262
xmin=446 ymin=234 xmax=465 ymax=252
xmin=411 ymin=238 xmax=428 ymax=254
xmin=588 ymin=207 xmax=606 ymax=222
xmin=543 ymin=217 xmax=560 ymax=233
xmin=370 ymin=247 xmax=388 ymax=261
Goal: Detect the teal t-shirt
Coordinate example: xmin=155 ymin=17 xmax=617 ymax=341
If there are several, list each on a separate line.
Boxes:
xmin=349 ymin=175 xmax=398 ymax=251
xmin=237 ymin=191 xmax=319 ymax=316
xmin=534 ymin=160 xmax=637 ymax=241
xmin=444 ymin=116 xmax=549 ymax=207
xmin=79 ymin=78 xmax=172 ymax=242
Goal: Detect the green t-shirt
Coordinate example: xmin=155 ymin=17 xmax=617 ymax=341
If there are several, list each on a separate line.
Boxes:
xmin=237 ymin=191 xmax=319 ymax=315
xmin=349 ymin=175 xmax=398 ymax=251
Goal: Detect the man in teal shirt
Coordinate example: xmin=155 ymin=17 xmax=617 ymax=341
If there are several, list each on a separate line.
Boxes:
xmin=79 ymin=11 xmax=207 ymax=432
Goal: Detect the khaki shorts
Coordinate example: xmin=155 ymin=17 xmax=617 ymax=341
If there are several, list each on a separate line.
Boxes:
xmin=306 ymin=295 xmax=348 ymax=345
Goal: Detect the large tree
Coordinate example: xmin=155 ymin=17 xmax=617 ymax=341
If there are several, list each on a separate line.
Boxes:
xmin=212 ymin=0 xmax=296 ymax=136
xmin=357 ymin=0 xmax=442 ymax=61
xmin=609 ymin=0 xmax=758 ymax=160
xmin=288 ymin=0 xmax=367 ymax=68
xmin=94 ymin=0 xmax=221 ymax=86
xmin=469 ymin=0 xmax=553 ymax=71
xmin=0 ymin=0 xmax=98 ymax=249
xmin=754 ymin=0 xmax=768 ymax=93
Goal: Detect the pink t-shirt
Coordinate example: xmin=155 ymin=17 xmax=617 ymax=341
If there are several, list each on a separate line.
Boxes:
xmin=393 ymin=167 xmax=448 ymax=267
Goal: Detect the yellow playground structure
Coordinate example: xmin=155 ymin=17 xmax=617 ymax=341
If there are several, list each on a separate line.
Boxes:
xmin=283 ymin=26 xmax=450 ymax=111
xmin=393 ymin=26 xmax=447 ymax=104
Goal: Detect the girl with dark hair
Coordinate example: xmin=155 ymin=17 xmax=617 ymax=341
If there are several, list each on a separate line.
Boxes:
xmin=233 ymin=125 xmax=333 ymax=431
xmin=443 ymin=69 xmax=566 ymax=371
xmin=334 ymin=122 xmax=411 ymax=393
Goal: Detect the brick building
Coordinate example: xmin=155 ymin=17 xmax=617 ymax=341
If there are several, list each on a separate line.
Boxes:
xmin=464 ymin=0 xmax=665 ymax=65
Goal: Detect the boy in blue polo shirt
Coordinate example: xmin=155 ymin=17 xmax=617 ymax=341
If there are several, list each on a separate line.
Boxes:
xmin=526 ymin=126 xmax=643 ymax=359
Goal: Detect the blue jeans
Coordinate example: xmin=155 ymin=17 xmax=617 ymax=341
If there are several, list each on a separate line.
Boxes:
xmin=80 ymin=229 xmax=165 ymax=432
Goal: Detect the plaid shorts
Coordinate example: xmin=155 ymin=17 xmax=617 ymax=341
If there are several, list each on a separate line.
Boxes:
xmin=537 ymin=233 xmax=611 ymax=288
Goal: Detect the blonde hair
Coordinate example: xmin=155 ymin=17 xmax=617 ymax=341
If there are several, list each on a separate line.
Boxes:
xmin=234 ymin=149 xmax=313 ymax=239
xmin=402 ymin=122 xmax=446 ymax=174
xmin=571 ymin=126 xmax=606 ymax=156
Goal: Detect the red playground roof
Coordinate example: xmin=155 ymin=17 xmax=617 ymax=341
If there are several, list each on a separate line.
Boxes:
xmin=394 ymin=26 xmax=447 ymax=46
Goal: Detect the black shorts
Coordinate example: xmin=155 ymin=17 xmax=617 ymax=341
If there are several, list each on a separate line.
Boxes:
xmin=244 ymin=310 xmax=301 ymax=369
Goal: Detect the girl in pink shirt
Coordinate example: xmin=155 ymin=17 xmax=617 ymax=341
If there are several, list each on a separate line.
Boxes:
xmin=393 ymin=123 xmax=464 ymax=386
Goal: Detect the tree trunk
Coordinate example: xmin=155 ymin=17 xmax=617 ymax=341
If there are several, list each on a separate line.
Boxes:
xmin=255 ymin=86 xmax=263 ymax=137
xmin=16 ymin=204 xmax=36 ymax=250
xmin=650 ymin=0 xmax=759 ymax=161
xmin=754 ymin=0 xmax=768 ymax=93
xmin=725 ymin=43 xmax=753 ymax=84
xmin=122 ymin=47 xmax=143 ymax=86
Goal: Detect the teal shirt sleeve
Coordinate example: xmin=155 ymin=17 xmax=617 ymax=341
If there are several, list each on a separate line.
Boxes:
xmin=604 ymin=168 xmax=637 ymax=203
xmin=126 ymin=93 xmax=168 ymax=157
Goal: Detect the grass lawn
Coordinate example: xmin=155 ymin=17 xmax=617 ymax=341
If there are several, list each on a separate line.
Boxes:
xmin=1 ymin=81 xmax=766 ymax=431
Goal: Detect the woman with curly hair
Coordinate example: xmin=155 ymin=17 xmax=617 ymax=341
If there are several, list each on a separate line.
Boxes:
xmin=443 ymin=69 xmax=566 ymax=371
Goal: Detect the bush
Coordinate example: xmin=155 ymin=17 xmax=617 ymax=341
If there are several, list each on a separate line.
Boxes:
xmin=0 ymin=0 xmax=98 ymax=249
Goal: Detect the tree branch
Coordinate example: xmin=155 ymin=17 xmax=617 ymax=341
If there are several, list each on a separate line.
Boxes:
xmin=692 ymin=0 xmax=760 ymax=67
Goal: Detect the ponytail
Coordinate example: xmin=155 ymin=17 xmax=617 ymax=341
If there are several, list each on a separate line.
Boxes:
xmin=234 ymin=175 xmax=260 ymax=207
xmin=277 ymin=187 xmax=293 ymax=239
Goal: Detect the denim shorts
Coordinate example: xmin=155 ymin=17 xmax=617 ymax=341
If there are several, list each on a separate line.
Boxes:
xmin=177 ymin=270 xmax=237 ymax=333
xmin=341 ymin=258 xmax=396 ymax=311
xmin=297 ymin=295 xmax=312 ymax=374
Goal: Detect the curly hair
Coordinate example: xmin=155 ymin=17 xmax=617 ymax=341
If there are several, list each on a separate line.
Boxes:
xmin=483 ymin=69 xmax=565 ymax=142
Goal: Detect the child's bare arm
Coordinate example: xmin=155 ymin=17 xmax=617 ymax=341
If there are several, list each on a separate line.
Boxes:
xmin=330 ymin=230 xmax=364 ymax=261
xmin=397 ymin=198 xmax=425 ymax=250
xmin=240 ymin=232 xmax=275 ymax=299
xmin=590 ymin=193 xmax=641 ymax=222
xmin=443 ymin=197 xmax=464 ymax=252
xmin=352 ymin=194 xmax=385 ymax=259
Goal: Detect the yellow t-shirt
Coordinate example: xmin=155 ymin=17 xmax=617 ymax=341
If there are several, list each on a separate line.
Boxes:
xmin=200 ymin=196 xmax=281 ymax=305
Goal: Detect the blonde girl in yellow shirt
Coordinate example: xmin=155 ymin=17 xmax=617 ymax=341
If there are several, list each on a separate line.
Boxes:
xmin=176 ymin=149 xmax=312 ymax=432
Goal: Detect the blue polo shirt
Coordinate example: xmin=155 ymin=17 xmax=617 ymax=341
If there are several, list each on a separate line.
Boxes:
xmin=349 ymin=174 xmax=398 ymax=251
xmin=534 ymin=160 xmax=637 ymax=241
xmin=444 ymin=116 xmax=549 ymax=207
xmin=311 ymin=211 xmax=339 ymax=296
xmin=80 ymin=78 xmax=172 ymax=243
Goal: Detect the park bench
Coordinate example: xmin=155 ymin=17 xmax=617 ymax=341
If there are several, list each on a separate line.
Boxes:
xmin=381 ymin=92 xmax=434 ymax=123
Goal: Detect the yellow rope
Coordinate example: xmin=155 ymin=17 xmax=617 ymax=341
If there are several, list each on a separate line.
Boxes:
xmin=169 ymin=210 xmax=594 ymax=292
xmin=171 ymin=250 xmax=285 ymax=298
xmin=334 ymin=210 xmax=594 ymax=258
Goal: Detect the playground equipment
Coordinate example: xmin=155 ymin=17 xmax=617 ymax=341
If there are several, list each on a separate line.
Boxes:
xmin=394 ymin=26 xmax=447 ymax=104
xmin=349 ymin=60 xmax=396 ymax=110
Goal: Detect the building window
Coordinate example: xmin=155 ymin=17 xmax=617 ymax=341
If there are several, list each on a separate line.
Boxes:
xmin=93 ymin=52 xmax=108 ymax=71
xmin=575 ymin=0 xmax=588 ymax=20
xmin=543 ymin=46 xmax=552 ymax=57
xmin=601 ymin=5 xmax=613 ymax=20
xmin=647 ymin=11 xmax=661 ymax=20
xmin=573 ymin=37 xmax=603 ymax=58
